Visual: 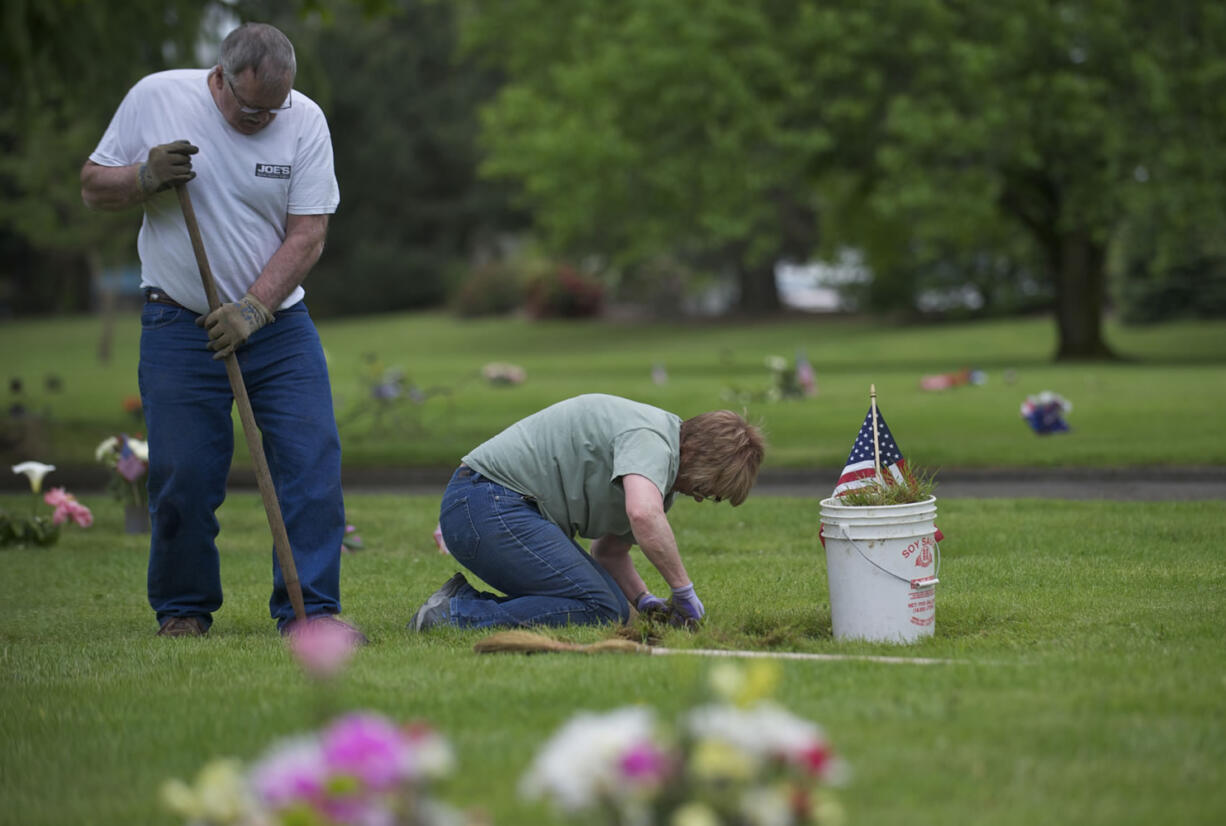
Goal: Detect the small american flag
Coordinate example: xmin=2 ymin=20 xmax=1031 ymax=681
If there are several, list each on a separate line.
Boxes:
xmin=832 ymin=404 xmax=908 ymax=497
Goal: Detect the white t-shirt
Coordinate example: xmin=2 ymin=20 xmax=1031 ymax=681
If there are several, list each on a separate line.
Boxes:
xmin=90 ymin=69 xmax=340 ymax=314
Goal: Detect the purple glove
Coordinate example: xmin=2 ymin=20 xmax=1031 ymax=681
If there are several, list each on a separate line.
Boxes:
xmin=635 ymin=591 xmax=669 ymax=617
xmin=669 ymin=583 xmax=705 ymax=628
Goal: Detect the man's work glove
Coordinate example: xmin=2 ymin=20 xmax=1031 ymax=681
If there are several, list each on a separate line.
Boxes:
xmin=635 ymin=591 xmax=669 ymax=619
xmin=196 ymin=293 xmax=274 ymax=359
xmin=668 ymin=583 xmax=705 ymax=629
xmin=138 ymin=140 xmax=198 ymax=195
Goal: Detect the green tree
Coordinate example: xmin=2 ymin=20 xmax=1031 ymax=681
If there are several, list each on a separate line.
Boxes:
xmin=460 ymin=0 xmax=1226 ymax=357
xmin=274 ymin=0 xmax=523 ymax=316
xmin=459 ymin=1 xmax=832 ymax=313
xmin=0 ymin=0 xmax=212 ymax=313
xmin=825 ymin=0 xmax=1226 ymax=358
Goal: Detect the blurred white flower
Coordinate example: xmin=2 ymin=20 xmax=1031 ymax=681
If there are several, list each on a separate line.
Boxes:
xmin=686 ymin=702 xmax=842 ymax=781
xmin=128 ymin=437 xmax=149 ymax=461
xmin=161 ymin=757 xmax=255 ymax=824
xmin=739 ymin=785 xmax=792 ymax=826
xmin=11 ymin=461 xmax=55 ymax=494
xmin=520 ymin=706 xmax=658 ymax=811
xmin=403 ymin=722 xmax=457 ymax=782
xmin=95 ymin=436 xmax=119 ymax=462
xmin=671 ymin=801 xmax=720 ymax=826
xmin=708 ymin=661 xmax=780 ymax=708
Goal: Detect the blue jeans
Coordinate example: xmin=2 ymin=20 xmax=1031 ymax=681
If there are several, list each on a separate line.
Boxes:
xmin=437 ymin=467 xmax=630 ymax=628
xmin=139 ymin=300 xmax=345 ymax=630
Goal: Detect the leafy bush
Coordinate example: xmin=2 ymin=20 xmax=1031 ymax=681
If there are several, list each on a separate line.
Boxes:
xmin=523 ymin=264 xmax=604 ymax=319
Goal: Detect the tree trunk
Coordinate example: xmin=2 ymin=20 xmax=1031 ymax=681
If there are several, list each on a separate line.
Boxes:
xmin=734 ymin=260 xmax=782 ymax=314
xmin=1050 ymin=230 xmax=1116 ymax=361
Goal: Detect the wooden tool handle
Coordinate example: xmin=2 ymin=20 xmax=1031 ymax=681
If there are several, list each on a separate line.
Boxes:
xmin=176 ymin=183 xmax=307 ymax=622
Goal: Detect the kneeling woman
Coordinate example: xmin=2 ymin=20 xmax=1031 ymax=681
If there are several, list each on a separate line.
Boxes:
xmin=409 ymin=393 xmax=764 ymax=631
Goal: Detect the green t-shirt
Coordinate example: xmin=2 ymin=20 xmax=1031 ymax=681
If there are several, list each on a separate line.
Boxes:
xmin=462 ymin=394 xmax=680 ymax=541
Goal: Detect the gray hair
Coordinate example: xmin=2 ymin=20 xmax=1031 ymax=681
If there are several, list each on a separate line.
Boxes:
xmin=218 ymin=23 xmax=296 ymax=86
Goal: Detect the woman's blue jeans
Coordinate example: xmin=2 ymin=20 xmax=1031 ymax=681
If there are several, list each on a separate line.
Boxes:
xmin=139 ymin=301 xmax=345 ymax=630
xmin=437 ymin=467 xmax=630 ymax=628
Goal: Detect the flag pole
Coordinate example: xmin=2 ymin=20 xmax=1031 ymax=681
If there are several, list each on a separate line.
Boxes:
xmin=870 ymin=384 xmax=882 ymax=484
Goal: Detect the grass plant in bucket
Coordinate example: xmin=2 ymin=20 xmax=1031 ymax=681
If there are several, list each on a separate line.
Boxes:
xmin=820 ymin=386 xmax=942 ymax=643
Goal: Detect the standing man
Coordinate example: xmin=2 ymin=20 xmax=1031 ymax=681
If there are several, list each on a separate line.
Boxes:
xmin=409 ymin=394 xmax=765 ymax=631
xmin=82 ymin=23 xmax=360 ymax=640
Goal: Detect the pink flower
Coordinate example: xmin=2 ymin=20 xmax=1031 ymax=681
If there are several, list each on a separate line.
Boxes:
xmin=44 ymin=488 xmax=93 ymax=528
xmin=795 ymin=743 xmax=833 ymax=778
xmin=341 ymin=524 xmax=365 ymax=552
xmin=288 ymin=619 xmax=358 ymax=679
xmin=68 ymin=502 xmax=94 ymax=527
xmin=432 ymin=523 xmax=450 ymax=555
xmin=249 ymin=736 xmax=328 ymax=811
xmin=44 ymin=487 xmax=71 ymax=508
xmin=321 ymin=713 xmax=413 ymax=792
xmin=619 ymin=741 xmax=672 ymax=783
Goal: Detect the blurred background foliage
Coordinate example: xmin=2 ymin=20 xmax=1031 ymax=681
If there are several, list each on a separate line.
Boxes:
xmin=3 ymin=0 xmax=1225 ymax=358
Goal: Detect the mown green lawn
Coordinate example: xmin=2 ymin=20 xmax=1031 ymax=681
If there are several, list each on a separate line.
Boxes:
xmin=1 ymin=492 xmax=1223 ymax=826
xmin=4 ymin=312 xmax=1226 ymax=471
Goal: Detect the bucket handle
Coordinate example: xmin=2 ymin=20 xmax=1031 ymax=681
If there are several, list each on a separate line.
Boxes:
xmin=823 ymin=522 xmax=941 ymax=586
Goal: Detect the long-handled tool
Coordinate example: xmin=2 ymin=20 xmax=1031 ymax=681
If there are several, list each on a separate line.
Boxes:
xmin=473 ymin=630 xmax=968 ymax=665
xmin=176 ymin=183 xmax=307 ymax=622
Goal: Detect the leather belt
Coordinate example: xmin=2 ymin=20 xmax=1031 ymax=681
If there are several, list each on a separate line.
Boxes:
xmin=144 ymin=288 xmax=190 ymax=311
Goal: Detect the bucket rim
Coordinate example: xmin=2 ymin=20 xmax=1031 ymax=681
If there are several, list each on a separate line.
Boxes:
xmin=819 ymin=495 xmax=936 ymax=509
xmin=820 ymin=495 xmax=937 ymax=520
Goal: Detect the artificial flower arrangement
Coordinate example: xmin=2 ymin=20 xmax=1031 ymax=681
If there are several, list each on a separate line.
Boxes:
xmin=723 ymin=353 xmax=817 ymax=405
xmin=521 ymin=661 xmax=847 ymax=826
xmin=162 ymin=712 xmax=460 ymax=826
xmin=1020 ymin=390 xmax=1072 ymax=434
xmin=95 ymin=433 xmax=149 ymax=507
xmin=162 ymin=622 xmax=846 ymax=826
xmin=2 ymin=462 xmax=92 ymax=548
xmin=164 ymin=620 xmax=463 ymax=826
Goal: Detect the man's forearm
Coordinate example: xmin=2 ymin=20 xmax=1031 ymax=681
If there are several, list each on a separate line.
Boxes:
xmin=247 ymin=214 xmax=329 ymax=310
xmin=80 ymin=162 xmax=147 ymax=211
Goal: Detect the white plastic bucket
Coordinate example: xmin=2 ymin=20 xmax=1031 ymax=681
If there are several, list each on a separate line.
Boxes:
xmin=819 ymin=496 xmax=940 ymax=643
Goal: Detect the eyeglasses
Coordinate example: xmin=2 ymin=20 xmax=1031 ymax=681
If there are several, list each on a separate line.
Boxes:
xmin=226 ymin=75 xmax=292 ymax=115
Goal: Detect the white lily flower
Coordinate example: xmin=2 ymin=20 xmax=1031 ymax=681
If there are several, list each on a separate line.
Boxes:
xmin=12 ymin=462 xmax=55 ymax=494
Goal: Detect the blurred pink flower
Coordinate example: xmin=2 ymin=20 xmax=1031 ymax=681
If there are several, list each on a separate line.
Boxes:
xmin=619 ymin=741 xmax=671 ymax=783
xmin=341 ymin=523 xmax=365 ymax=553
xmin=43 ymin=487 xmax=71 ymax=508
xmin=288 ymin=618 xmax=358 ymax=679
xmin=44 ymin=487 xmax=93 ymax=528
xmin=249 ymin=736 xmax=328 ymax=811
xmin=432 ymin=523 xmax=450 ymax=555
xmin=321 ymin=713 xmax=414 ymax=792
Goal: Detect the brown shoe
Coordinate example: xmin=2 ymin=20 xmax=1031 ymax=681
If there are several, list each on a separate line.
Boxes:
xmin=284 ymin=614 xmax=369 ymax=646
xmin=157 ymin=616 xmax=207 ymax=637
